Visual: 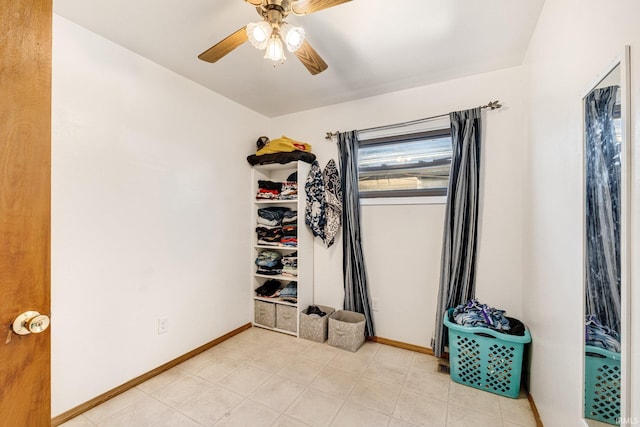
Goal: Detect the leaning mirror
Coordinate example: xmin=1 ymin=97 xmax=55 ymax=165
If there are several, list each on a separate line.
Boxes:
xmin=582 ymin=47 xmax=630 ymax=426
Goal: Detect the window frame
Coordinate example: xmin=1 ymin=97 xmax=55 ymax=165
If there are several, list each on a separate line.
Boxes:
xmin=357 ymin=127 xmax=452 ymax=199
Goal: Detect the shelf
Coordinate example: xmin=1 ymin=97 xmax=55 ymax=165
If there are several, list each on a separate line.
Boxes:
xmin=253 ymin=296 xmax=297 ymax=307
xmin=254 ymin=273 xmax=298 ymax=281
xmin=251 ymin=161 xmax=312 ymax=339
xmin=253 ymin=162 xmax=300 ymax=172
xmin=252 ymin=323 xmax=297 ymax=336
xmin=254 ymin=244 xmax=297 ymax=250
xmin=254 ymin=199 xmax=297 ymax=204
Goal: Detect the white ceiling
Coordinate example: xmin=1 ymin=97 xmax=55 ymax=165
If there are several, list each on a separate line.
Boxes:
xmin=53 ymin=0 xmax=544 ymax=118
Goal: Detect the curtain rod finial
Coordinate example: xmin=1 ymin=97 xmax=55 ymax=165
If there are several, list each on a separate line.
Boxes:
xmin=484 ymin=100 xmax=502 ymax=110
xmin=325 ymin=131 xmax=338 ymax=140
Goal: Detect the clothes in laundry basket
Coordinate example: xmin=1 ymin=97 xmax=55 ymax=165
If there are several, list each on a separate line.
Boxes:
xmin=452 ymin=299 xmax=511 ymax=331
xmin=585 ymin=314 xmax=620 ymax=353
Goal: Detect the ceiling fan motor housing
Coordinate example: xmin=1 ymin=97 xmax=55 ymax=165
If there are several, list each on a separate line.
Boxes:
xmin=264 ymin=0 xmax=292 ymax=11
xmin=260 ymin=0 xmax=292 ymax=24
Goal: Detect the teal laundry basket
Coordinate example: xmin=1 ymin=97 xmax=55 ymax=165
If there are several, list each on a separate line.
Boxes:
xmin=444 ymin=308 xmax=531 ymax=398
xmin=584 ymin=345 xmax=620 ymax=425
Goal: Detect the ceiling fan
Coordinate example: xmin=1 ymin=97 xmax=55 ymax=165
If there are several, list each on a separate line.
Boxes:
xmin=198 ymin=0 xmax=351 ymax=75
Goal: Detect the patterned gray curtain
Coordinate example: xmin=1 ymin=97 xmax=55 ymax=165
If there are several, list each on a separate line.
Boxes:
xmin=337 ymin=130 xmax=375 ymax=337
xmin=585 ymin=86 xmax=621 ymax=335
xmin=433 ymin=108 xmax=482 ymax=358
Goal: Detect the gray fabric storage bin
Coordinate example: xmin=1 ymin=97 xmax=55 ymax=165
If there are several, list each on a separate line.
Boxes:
xmin=328 ymin=310 xmax=366 ymax=352
xmin=254 ymin=300 xmax=276 ymax=328
xmin=276 ymin=304 xmax=297 ymax=333
xmin=299 ymin=305 xmax=335 ymax=342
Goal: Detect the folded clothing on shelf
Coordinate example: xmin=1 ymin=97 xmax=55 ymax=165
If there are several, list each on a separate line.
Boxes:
xmin=256 ymin=208 xmax=298 ymax=247
xmin=256 ymin=180 xmax=283 ymax=200
xmin=281 ymin=253 xmax=297 ymax=277
xmin=279 ymin=281 xmax=297 ymax=303
xmin=255 ymin=250 xmax=283 ymax=275
xmin=255 ymin=279 xmax=282 ymax=297
xmin=281 ymin=213 xmax=297 ymax=246
xmin=282 ymin=210 xmax=297 ymax=224
xmin=257 ymin=207 xmax=291 ymax=224
xmin=282 ymin=224 xmax=297 ymax=237
xmin=280 ymin=236 xmax=298 ymax=247
xmin=256 ymin=225 xmax=282 ymax=246
xmin=256 ymin=179 xmax=298 ymax=201
xmin=255 ymin=249 xmax=283 ymax=266
xmin=279 ymin=281 xmax=297 ymax=297
xmin=255 ymin=279 xmax=297 ymax=302
xmin=279 ymin=181 xmax=298 ymax=200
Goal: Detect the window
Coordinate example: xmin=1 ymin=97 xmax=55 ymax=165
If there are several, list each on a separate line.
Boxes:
xmin=358 ymin=128 xmax=452 ymax=198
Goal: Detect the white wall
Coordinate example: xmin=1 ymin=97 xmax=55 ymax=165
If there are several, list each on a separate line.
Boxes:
xmin=271 ymin=66 xmax=526 ymax=348
xmin=51 ymin=15 xmax=269 ymax=416
xmin=523 ymin=0 xmax=640 ymax=424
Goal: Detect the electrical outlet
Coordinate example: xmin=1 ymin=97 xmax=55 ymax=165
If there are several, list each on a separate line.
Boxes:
xmin=158 ymin=317 xmax=169 ymax=335
xmin=372 ymin=298 xmax=380 ymax=311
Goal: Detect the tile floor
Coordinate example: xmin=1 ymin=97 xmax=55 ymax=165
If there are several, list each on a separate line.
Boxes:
xmin=60 ymin=327 xmax=537 ymax=427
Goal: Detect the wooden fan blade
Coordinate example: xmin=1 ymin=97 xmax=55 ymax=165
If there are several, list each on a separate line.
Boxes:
xmin=292 ymin=0 xmax=351 ymax=15
xmin=294 ymin=39 xmax=328 ymax=75
xmin=198 ymin=27 xmax=248 ymax=63
xmin=244 ymin=0 xmax=262 ymax=5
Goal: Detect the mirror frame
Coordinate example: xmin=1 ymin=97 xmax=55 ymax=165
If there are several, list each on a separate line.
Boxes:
xmin=581 ymin=45 xmax=631 ymax=425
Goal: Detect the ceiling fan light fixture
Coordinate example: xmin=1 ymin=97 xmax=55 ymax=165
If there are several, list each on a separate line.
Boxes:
xmin=264 ymin=32 xmax=286 ymax=62
xmin=247 ymin=21 xmax=272 ymax=50
xmin=199 ymin=0 xmax=341 ymax=75
xmin=280 ymin=22 xmax=305 ymax=52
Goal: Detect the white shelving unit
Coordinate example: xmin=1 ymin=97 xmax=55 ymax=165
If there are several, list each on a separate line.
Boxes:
xmin=250 ymin=161 xmax=313 ymax=336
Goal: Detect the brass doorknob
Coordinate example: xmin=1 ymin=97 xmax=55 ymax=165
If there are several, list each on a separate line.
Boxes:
xmin=12 ymin=311 xmax=50 ymax=335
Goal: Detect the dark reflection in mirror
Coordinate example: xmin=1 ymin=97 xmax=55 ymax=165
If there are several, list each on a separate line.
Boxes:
xmin=584 ymin=68 xmax=622 ymax=426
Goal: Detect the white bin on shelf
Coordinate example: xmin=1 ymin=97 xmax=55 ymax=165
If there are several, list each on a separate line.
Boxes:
xmin=276 ymin=304 xmax=297 ymax=333
xmin=254 ymin=300 xmax=276 ymax=328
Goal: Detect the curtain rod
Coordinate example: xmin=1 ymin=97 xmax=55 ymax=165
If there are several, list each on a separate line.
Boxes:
xmin=324 ymin=100 xmax=502 ymax=141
